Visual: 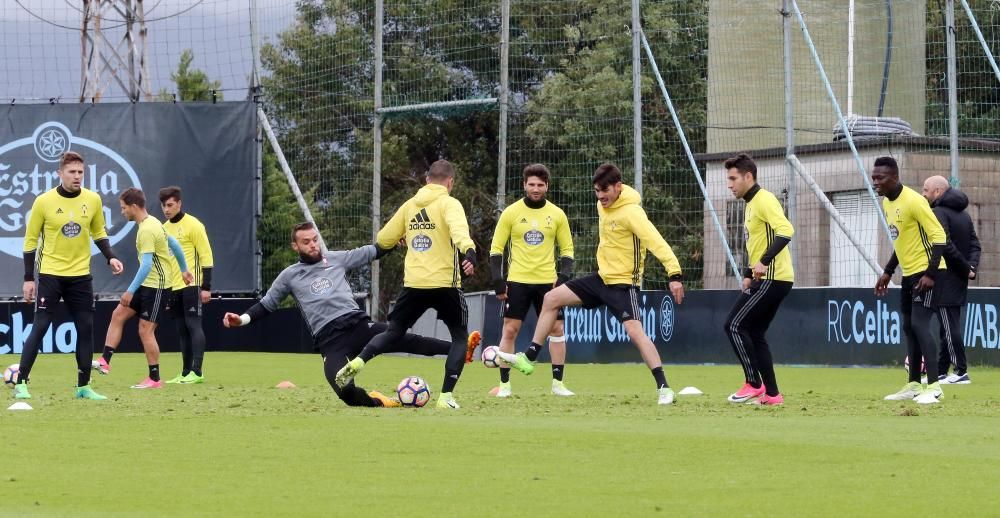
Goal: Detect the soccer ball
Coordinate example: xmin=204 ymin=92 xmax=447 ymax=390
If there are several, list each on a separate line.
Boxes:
xmin=481 ymin=345 xmax=501 ymax=369
xmin=903 ymin=355 xmax=926 ymax=374
xmin=3 ymin=364 xmax=19 ymax=385
xmin=396 ymin=376 xmax=431 ymax=408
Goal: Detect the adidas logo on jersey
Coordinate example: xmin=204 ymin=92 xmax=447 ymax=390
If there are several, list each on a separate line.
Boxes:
xmin=408 ymin=208 xmax=436 ymax=230
xmin=56 ymin=208 xmax=64 ymax=214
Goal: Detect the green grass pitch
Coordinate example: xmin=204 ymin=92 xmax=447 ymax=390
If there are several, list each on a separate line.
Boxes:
xmin=3 ymin=352 xmax=998 ymax=517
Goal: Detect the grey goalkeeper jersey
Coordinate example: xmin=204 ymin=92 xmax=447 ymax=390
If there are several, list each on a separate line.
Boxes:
xmin=260 ymin=245 xmax=377 ymax=337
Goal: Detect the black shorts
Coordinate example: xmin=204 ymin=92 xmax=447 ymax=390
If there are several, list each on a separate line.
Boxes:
xmin=129 ymin=286 xmax=171 ymax=323
xmin=932 ymin=270 xmax=968 ymax=307
xmin=564 ymin=273 xmax=640 ymax=323
xmin=316 ymin=314 xmax=382 ymax=356
xmin=900 ymin=273 xmax=935 ymax=315
xmin=503 ymin=281 xmax=563 ymax=321
xmin=389 ymin=287 xmax=467 ymax=329
xmin=35 ymin=274 xmax=94 ymax=314
xmin=171 ymin=286 xmax=203 ymax=319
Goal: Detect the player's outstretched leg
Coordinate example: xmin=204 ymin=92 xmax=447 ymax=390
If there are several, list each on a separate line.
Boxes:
xmin=321 ymin=350 xmax=396 ymax=408
xmin=497 ymin=287 xmax=574 ymax=376
xmin=338 ymin=321 xmax=406 ymax=387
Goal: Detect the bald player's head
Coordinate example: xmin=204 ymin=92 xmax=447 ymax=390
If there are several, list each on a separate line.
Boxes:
xmin=922 ymin=175 xmax=950 ymax=203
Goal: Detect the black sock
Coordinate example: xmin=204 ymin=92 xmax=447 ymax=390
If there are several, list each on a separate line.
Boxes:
xmin=749 ymin=380 xmax=762 ymax=389
xmin=78 ymin=368 xmax=90 ymax=388
xmin=651 ymin=366 xmax=668 ymax=389
xmin=525 ymin=342 xmax=543 ymax=362
xmin=182 ymin=369 xmax=191 ymax=376
xmin=552 ymin=364 xmax=564 ymax=382
xmin=192 ymin=369 xmax=202 ymax=376
xmin=102 ymin=346 xmax=115 ymax=364
xmin=500 ymin=367 xmax=511 ymax=383
xmin=148 ymin=364 xmax=160 ymax=382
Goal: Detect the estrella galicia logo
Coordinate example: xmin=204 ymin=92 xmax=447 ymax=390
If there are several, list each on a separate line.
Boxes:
xmin=310 ymin=277 xmax=333 ymax=295
xmin=659 ymin=296 xmax=674 ymax=342
xmin=61 ymin=221 xmax=82 ymax=238
xmin=411 ymin=234 xmax=432 ymax=252
xmin=888 ymin=224 xmax=899 ymax=240
xmin=524 ymin=229 xmax=544 ymax=246
xmin=0 ymin=121 xmax=141 ymax=258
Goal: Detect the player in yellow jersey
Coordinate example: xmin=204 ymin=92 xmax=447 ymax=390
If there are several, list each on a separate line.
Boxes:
xmin=159 ymin=186 xmax=215 ymax=384
xmin=94 ymin=188 xmax=194 ymax=389
xmin=498 ymin=163 xmax=686 ymax=405
xmin=336 ymin=160 xmax=480 ymax=409
xmin=722 ymin=154 xmax=794 ymax=406
xmin=489 ymin=164 xmax=574 ymax=397
xmin=13 ymin=151 xmax=123 ymax=401
xmin=873 ymin=157 xmax=947 ymax=404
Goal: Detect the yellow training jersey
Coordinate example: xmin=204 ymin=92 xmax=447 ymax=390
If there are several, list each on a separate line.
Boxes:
xmin=163 ymin=213 xmax=214 ymax=289
xmin=377 ymin=183 xmax=476 ymax=289
xmin=883 ymin=185 xmax=946 ymax=276
xmin=136 ymin=216 xmax=180 ymax=290
xmin=489 ymin=198 xmax=573 ymax=285
xmin=744 ymin=186 xmax=795 ymax=282
xmin=23 ymin=187 xmax=109 ymax=277
xmin=596 ymin=184 xmax=681 ymax=286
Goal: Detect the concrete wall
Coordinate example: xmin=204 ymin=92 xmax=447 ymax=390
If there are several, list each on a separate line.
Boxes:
xmin=706 ymin=0 xmax=926 ymax=153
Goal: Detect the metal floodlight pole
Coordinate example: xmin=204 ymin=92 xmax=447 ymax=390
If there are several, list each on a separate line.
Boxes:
xmin=789 ymin=0 xmax=893 ymax=244
xmin=782 ymin=0 xmax=797 ymax=273
xmin=80 ymin=0 xmax=152 ymax=102
xmin=372 ymin=0 xmax=384 ymax=318
xmin=639 ymin=31 xmax=741 ymax=283
xmin=498 ymin=0 xmax=510 ymax=210
xmin=631 ymin=0 xmax=643 ymax=195
xmin=946 ymin=1 xmax=960 ymax=185
xmin=258 ymin=108 xmax=327 ymax=254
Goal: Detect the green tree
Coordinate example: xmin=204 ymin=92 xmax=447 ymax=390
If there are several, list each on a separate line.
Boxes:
xmin=260 ymin=0 xmax=712 ymax=310
xmin=156 ymin=49 xmax=223 ymax=102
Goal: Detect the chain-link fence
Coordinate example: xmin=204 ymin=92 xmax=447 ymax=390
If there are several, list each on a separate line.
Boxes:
xmin=3 ymin=0 xmax=999 ymax=307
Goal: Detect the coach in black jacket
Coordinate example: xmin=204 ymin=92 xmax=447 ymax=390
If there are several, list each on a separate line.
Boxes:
xmin=922 ymin=176 xmax=981 ymax=384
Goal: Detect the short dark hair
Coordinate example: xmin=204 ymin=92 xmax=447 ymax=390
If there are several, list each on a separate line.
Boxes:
xmin=873 ymin=156 xmax=899 ymax=175
xmin=59 ymin=151 xmax=84 ymax=170
xmin=426 ymin=160 xmax=455 ymax=181
xmin=291 ymin=221 xmax=315 ymax=243
xmin=119 ymin=187 xmax=146 ymax=209
xmin=723 ymin=153 xmax=757 ymax=180
xmin=523 ymin=164 xmax=550 ymax=184
xmin=592 ymin=163 xmax=622 ymax=189
xmin=158 ymin=186 xmax=182 ymax=204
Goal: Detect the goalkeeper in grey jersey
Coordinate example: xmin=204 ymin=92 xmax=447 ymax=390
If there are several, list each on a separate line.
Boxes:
xmin=223 ymin=222 xmax=477 ymax=407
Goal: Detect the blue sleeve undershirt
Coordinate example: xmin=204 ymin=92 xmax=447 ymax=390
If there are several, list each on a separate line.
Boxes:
xmin=127 ymin=253 xmax=153 ymax=294
xmin=167 ymin=235 xmax=188 ymax=272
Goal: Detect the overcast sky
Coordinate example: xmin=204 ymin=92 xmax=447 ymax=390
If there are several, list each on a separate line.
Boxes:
xmin=0 ymin=0 xmax=297 ymax=102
